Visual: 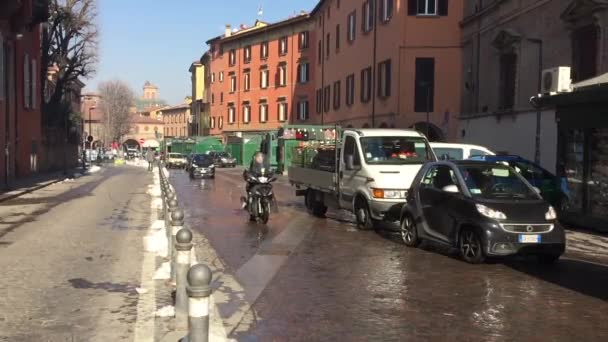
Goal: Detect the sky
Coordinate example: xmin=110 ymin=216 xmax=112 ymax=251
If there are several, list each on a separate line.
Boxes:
xmin=85 ymin=0 xmax=318 ymax=105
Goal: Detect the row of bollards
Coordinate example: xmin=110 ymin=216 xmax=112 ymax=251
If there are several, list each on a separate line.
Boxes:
xmin=158 ymin=164 xmax=213 ymax=342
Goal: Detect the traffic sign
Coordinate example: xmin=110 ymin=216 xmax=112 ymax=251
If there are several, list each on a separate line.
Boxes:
xmin=139 ymin=138 xmax=145 ymax=144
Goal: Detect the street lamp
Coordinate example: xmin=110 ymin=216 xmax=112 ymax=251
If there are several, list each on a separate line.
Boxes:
xmin=88 ymin=106 xmax=96 ymax=149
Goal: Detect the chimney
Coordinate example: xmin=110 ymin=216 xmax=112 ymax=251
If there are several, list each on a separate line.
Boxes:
xmin=225 ymin=24 xmax=232 ymax=37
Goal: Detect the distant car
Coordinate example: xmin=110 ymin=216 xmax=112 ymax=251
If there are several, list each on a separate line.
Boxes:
xmin=468 ymin=155 xmax=569 ymax=212
xmin=209 ymin=151 xmax=237 ymax=168
xmin=126 ymin=148 xmax=139 ymax=159
xmin=398 ymin=160 xmax=565 ymax=264
xmin=430 ymin=142 xmax=495 ymax=160
xmin=189 ymin=154 xmax=215 ymax=179
xmin=166 ymin=153 xmax=186 ymax=169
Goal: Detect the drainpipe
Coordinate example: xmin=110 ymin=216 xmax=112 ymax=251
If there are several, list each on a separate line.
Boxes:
xmin=321 ymin=12 xmax=325 ymax=125
xmin=528 ymin=38 xmax=543 ymax=164
xmin=371 ymin=0 xmax=378 ymax=128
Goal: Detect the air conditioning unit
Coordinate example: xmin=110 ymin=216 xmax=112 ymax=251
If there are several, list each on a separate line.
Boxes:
xmin=541 ymin=67 xmax=571 ymax=94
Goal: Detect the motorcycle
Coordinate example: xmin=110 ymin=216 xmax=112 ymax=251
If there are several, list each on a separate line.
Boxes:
xmin=243 ymin=171 xmax=278 ymax=224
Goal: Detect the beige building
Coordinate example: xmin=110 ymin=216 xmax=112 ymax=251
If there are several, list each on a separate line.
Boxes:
xmin=459 ymin=0 xmax=608 ymax=172
xmin=189 ymin=53 xmax=211 ymax=136
xmin=143 ymin=81 xmax=159 ymax=100
xmin=161 ymin=103 xmax=191 ymax=138
xmin=123 ymin=114 xmax=164 ymax=149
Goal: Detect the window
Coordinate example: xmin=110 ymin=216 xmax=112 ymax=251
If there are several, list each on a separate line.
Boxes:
xmin=323 ymin=86 xmax=331 ymax=112
xmin=279 ymin=36 xmax=288 ymax=55
xmin=30 ymin=58 xmax=36 ymax=109
xmin=259 ymin=102 xmax=269 ymax=123
xmin=244 ymin=45 xmax=252 ymax=63
xmin=218 ymin=116 xmax=224 ymax=129
xmin=261 ymin=41 xmax=269 ymax=59
xmin=298 ymin=100 xmax=310 ymax=121
xmin=210 ymin=117 xmax=216 ymax=129
xmin=316 ymin=89 xmax=323 ymax=113
xmin=230 ymin=75 xmax=237 ymax=93
xmin=338 ymin=0 xmax=341 ymax=8
xmin=362 ymin=0 xmax=374 ymax=33
xmin=378 ymin=59 xmax=391 ymax=98
xmin=0 ymin=35 xmax=5 ymax=100
xmin=278 ymin=100 xmax=288 ymax=122
xmin=333 ymin=81 xmax=341 ymax=109
xmin=572 ymin=25 xmax=598 ymax=82
xmin=360 ymin=67 xmax=372 ymax=103
xmin=228 ymin=105 xmax=236 ymax=123
xmin=347 ymin=12 xmax=357 ymax=42
xmin=219 ymin=72 xmax=224 ymax=82
xmin=380 ymin=0 xmax=394 ymax=22
xmin=409 ymin=0 xmax=448 ymax=16
xmin=260 ymin=68 xmax=269 ymax=89
xmin=23 ymin=54 xmax=31 ymax=109
xmin=336 ymin=25 xmax=341 ymax=51
xmin=498 ymin=53 xmax=516 ymax=110
xmin=346 ymin=74 xmax=355 ymax=106
xmin=414 ymin=58 xmax=435 ymax=112
xmin=212 ymin=93 xmax=215 ymax=104
xmin=220 ymin=92 xmax=224 ymax=103
xmin=243 ymin=104 xmax=251 ymax=123
xmin=343 ymin=136 xmax=361 ymax=166
xmin=299 ymin=31 xmax=309 ymax=50
xmin=229 ymin=49 xmax=236 ymax=66
xmin=244 ymin=72 xmax=251 ymax=92
xmin=297 ymin=63 xmax=310 ymax=83
xmin=278 ymin=64 xmax=287 ymax=87
xmin=326 ymin=33 xmax=331 ymax=59
xmin=211 ymin=73 xmax=215 ymax=83
xmin=318 ymin=40 xmax=323 ymax=64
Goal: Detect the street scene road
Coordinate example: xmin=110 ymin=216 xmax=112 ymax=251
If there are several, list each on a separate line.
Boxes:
xmin=171 ymin=167 xmax=608 ymax=341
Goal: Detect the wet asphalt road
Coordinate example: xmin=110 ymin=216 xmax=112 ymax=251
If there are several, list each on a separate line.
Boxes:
xmin=171 ymin=167 xmax=608 ymax=342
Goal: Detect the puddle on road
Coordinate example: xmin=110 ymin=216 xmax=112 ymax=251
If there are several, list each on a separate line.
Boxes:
xmin=68 ymin=278 xmax=137 ymax=295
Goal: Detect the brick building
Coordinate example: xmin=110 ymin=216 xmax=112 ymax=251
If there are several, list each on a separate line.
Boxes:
xmin=205 ymin=14 xmax=316 ymax=138
xmin=310 ymin=0 xmax=463 ymax=141
xmin=1 ymin=0 xmax=48 ymax=188
xmin=459 ymin=0 xmax=608 ymax=172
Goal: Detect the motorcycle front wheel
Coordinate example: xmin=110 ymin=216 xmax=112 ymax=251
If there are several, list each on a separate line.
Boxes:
xmin=259 ymin=199 xmax=270 ymax=224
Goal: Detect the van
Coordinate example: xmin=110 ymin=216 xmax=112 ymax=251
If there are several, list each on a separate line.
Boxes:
xmin=430 ymin=142 xmax=495 ymax=160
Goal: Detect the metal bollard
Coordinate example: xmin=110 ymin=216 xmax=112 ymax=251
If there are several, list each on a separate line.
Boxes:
xmin=175 ymin=228 xmax=193 ymax=329
xmin=170 ymin=208 xmax=185 ymax=285
xmin=187 ymin=264 xmax=212 ymax=342
xmin=167 ymin=199 xmax=179 ymax=262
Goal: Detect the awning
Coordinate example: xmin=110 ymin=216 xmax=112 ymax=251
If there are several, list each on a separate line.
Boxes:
xmin=142 ymin=139 xmax=160 ymax=148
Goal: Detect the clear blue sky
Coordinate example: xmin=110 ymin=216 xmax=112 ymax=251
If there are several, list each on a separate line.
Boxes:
xmin=85 ymin=0 xmax=318 ymax=105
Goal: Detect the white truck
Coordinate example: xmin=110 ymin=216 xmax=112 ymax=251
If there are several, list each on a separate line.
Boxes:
xmin=288 ymin=128 xmax=436 ymax=229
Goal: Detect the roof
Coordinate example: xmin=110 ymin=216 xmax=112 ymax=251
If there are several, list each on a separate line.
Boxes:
xmin=310 ymin=0 xmax=327 ymax=16
xmin=161 ymin=103 xmax=190 ymax=112
xmin=206 ymin=14 xmax=310 ymax=45
xmin=131 ymin=114 xmax=164 ymax=124
xmin=532 ymin=74 xmax=608 ymax=107
xmin=345 ymin=128 xmax=426 ymax=138
xmin=571 ymin=72 xmax=608 ymax=89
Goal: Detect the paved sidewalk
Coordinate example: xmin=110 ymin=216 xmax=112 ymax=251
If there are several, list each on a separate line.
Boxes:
xmin=0 ymin=168 xmax=85 ymax=203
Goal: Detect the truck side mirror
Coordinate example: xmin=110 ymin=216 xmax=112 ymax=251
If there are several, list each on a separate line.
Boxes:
xmin=345 ymin=154 xmax=355 ymax=170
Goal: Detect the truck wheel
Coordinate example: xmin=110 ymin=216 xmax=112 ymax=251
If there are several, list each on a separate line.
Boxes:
xmin=306 ymin=189 xmax=327 ymax=217
xmin=305 ymin=189 xmax=315 ymax=213
xmin=312 ymin=202 xmax=328 ymax=217
xmin=354 ymin=198 xmax=374 ymax=230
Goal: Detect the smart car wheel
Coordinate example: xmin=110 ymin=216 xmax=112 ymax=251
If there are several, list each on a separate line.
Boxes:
xmin=459 ymin=227 xmax=485 ymax=264
xmin=400 ymin=215 xmax=420 ymax=247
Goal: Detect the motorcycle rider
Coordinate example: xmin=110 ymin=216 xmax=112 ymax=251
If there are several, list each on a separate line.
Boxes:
xmin=241 ymin=152 xmax=268 ymax=209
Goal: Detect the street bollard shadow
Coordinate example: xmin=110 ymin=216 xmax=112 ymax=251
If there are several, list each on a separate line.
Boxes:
xmin=505 ymin=258 xmax=608 ymax=301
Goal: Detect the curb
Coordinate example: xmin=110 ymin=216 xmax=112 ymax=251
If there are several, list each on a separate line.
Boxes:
xmin=0 ymin=178 xmax=64 ymax=204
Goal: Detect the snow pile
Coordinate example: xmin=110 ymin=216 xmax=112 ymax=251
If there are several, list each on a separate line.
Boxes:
xmin=151 ymin=198 xmax=163 ymax=210
xmin=88 ymin=165 xmax=101 ymax=173
xmin=144 ymin=228 xmax=168 ymax=258
xmin=155 ymin=305 xmax=175 ymax=317
xmin=153 ymin=261 xmax=171 ymax=280
xmin=151 ymin=220 xmax=165 ymax=230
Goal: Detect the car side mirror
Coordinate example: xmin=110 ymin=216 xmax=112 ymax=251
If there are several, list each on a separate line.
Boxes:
xmin=442 ymin=185 xmax=460 ymax=194
xmin=533 ymin=186 xmax=541 ymax=194
xmin=345 ymin=154 xmax=356 ymax=171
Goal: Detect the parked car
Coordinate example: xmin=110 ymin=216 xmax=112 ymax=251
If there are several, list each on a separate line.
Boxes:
xmin=209 ymin=151 xmax=237 ymax=168
xmin=166 ymin=153 xmax=186 ymax=169
xmin=430 ymin=142 xmax=495 ymax=160
xmin=468 ymin=155 xmax=569 ymax=212
xmin=126 ymin=148 xmax=139 ymax=159
xmin=397 ymin=160 xmax=565 ymax=264
xmin=189 ymin=154 xmax=215 ymax=179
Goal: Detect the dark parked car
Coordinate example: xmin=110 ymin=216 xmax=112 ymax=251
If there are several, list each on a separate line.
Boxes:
xmin=189 ymin=154 xmax=215 ymax=179
xmin=468 ymin=155 xmax=569 ymax=212
xmin=397 ymin=160 xmax=565 ymax=264
xmin=209 ymin=151 xmax=237 ymax=168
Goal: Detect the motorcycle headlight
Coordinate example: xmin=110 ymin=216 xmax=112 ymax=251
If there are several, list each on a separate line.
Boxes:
xmin=476 ymin=204 xmax=507 ymax=220
xmin=545 ymin=206 xmax=557 ymax=221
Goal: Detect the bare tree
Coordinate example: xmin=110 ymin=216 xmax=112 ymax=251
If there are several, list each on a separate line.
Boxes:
xmin=42 ymin=0 xmax=98 ymax=126
xmin=98 ymin=80 xmax=135 ymax=145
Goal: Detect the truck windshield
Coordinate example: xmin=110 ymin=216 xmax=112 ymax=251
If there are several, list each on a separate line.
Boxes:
xmin=360 ymin=137 xmax=433 ymax=165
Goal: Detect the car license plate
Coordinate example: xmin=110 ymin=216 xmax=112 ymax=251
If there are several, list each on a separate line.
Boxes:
xmin=518 ymin=234 xmax=541 ymax=243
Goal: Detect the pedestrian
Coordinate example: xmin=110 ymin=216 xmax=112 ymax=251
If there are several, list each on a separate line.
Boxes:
xmin=146 ymin=148 xmax=155 ymax=171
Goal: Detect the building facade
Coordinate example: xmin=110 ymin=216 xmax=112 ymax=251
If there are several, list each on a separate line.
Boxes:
xmin=1 ymin=0 xmax=48 ymax=188
xmin=310 ymin=0 xmax=463 ymax=141
xmin=459 ymin=0 xmax=608 ymax=172
xmin=189 ymin=54 xmax=211 ymax=136
xmin=206 ymin=15 xmax=316 ymax=138
xmin=123 ymin=114 xmax=164 ymax=149
xmin=162 ymin=104 xmax=191 ymax=138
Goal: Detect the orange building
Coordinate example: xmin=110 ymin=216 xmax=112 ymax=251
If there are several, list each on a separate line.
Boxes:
xmin=206 ymin=14 xmax=316 ymax=138
xmin=310 ymin=0 xmax=463 ymax=141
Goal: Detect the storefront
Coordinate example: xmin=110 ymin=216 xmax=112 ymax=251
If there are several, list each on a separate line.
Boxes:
xmin=535 ymin=80 xmax=608 ymax=232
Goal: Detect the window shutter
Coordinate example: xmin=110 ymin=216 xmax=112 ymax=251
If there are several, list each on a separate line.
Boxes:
xmin=386 ymin=61 xmax=391 ymax=97
xmin=0 ymin=34 xmax=4 ymax=100
xmin=387 ymin=0 xmax=394 ymax=19
xmin=24 ymin=54 xmax=30 ymax=109
xmin=438 ymin=0 xmax=448 ymax=16
xmin=408 ymin=0 xmax=417 ymax=15
xmin=297 ymin=65 xmax=302 ymax=83
xmin=305 ymin=64 xmax=310 ymax=82
xmin=31 ymin=58 xmax=37 ymax=109
xmin=362 ymin=3 xmax=366 ymax=31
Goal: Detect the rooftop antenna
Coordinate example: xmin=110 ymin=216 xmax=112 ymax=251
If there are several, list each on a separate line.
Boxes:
xmin=257 ymin=3 xmax=263 ymax=17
